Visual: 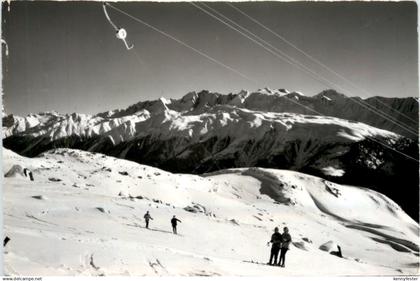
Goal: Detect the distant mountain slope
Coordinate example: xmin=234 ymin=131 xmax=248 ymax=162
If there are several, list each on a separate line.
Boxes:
xmin=109 ymin=88 xmax=419 ymax=139
xmin=3 ymin=89 xmax=418 ymax=139
xmin=3 ymin=89 xmax=419 ymax=220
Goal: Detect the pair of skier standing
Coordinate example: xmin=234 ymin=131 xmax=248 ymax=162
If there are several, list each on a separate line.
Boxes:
xmin=143 ymin=211 xmax=182 ymax=234
xmin=268 ymin=226 xmax=292 ymax=267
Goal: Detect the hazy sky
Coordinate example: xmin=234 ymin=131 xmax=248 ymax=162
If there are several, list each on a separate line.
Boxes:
xmin=2 ymin=1 xmax=418 ymax=115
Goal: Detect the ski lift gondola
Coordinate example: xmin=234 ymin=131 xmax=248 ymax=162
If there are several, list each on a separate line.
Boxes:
xmin=103 ymin=2 xmax=133 ymax=50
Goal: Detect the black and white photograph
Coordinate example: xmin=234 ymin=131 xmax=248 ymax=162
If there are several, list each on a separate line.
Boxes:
xmin=1 ymin=0 xmax=419 ymax=277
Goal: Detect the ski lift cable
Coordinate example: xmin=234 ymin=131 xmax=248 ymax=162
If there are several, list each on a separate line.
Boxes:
xmin=196 ymin=2 xmax=418 ymax=136
xmin=193 ymin=2 xmax=418 ymax=137
xmin=191 ymin=2 xmax=325 ymax=116
xmin=106 ymin=3 xmax=418 ymax=163
xmin=190 ymin=2 xmax=324 ymax=118
xmin=362 ymin=96 xmax=418 ymax=124
xmin=105 ymin=0 xmax=415 ymax=136
xmin=107 ymin=3 xmax=315 ymax=117
xmin=190 ymin=2 xmax=338 ymax=90
xmin=192 ymin=3 xmax=419 ymax=162
xmin=105 ymin=3 xmax=258 ymax=85
xmin=195 ymin=2 xmax=418 ymax=137
xmin=227 ymin=2 xmax=418 ymax=124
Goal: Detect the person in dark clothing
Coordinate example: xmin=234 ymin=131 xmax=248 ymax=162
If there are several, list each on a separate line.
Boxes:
xmin=28 ymin=171 xmax=34 ymax=181
xmin=278 ymin=227 xmax=292 ymax=267
xmin=4 ymin=236 xmax=10 ymax=247
xmin=267 ymin=227 xmax=282 ymax=266
xmin=331 ymin=245 xmax=343 ymax=258
xmin=143 ymin=211 xmax=153 ymax=229
xmin=171 ymin=215 xmax=182 ymax=234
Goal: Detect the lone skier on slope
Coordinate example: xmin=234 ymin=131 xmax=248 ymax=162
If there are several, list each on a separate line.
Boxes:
xmin=278 ymin=226 xmax=292 ymax=267
xmin=144 ymin=211 xmax=153 ymax=229
xmin=171 ymin=215 xmax=182 ymax=234
xmin=267 ymin=227 xmax=282 ymax=266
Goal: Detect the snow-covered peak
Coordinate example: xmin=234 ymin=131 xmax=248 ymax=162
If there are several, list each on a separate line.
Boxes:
xmin=181 ymin=91 xmax=199 ymax=103
xmin=4 ymin=85 xmax=417 ymax=145
xmin=147 ymin=98 xmax=170 ymax=115
xmin=2 ymin=103 xmax=400 ymax=145
xmin=6 ymin=87 xmax=416 ymax=139
xmin=257 ymin=87 xmax=273 ymax=94
xmin=256 ymin=87 xmax=289 ymax=96
xmin=26 ymin=110 xmax=61 ymax=118
xmin=315 ymin=89 xmax=347 ymax=100
xmin=236 ymin=89 xmax=249 ymax=96
xmin=95 ymin=109 xmax=122 ymax=118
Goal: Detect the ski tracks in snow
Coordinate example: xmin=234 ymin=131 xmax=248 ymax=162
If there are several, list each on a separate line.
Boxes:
xmin=148 ymin=258 xmax=169 ymax=275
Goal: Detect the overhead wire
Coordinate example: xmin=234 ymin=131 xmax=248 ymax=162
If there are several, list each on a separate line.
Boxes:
xmin=193 ymin=2 xmax=418 ymax=137
xmin=106 ymin=2 xmax=419 ymax=163
xmin=194 ymin=2 xmax=419 ymax=162
xmin=192 ymin=2 xmax=419 ymax=162
xmin=106 ymin=3 xmax=259 ymax=85
xmin=226 ymin=2 xmax=419 ymax=125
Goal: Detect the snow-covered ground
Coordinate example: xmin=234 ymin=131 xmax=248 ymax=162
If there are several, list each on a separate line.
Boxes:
xmin=3 ymin=148 xmax=419 ymax=276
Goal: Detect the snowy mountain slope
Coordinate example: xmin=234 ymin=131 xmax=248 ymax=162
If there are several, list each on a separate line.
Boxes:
xmin=2 ymin=89 xmax=419 ymax=220
xmin=4 ymin=104 xmax=410 ymax=170
xmin=106 ymin=88 xmax=419 ymax=139
xmin=3 ymin=148 xmax=419 ymax=276
xmin=3 ymin=89 xmax=418 ymax=140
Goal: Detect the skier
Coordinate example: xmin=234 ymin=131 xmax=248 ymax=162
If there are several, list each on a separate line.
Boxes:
xmin=278 ymin=226 xmax=292 ymax=267
xmin=330 ymin=245 xmax=343 ymax=258
xmin=267 ymin=227 xmax=282 ymax=266
xmin=171 ymin=215 xmax=182 ymax=234
xmin=3 ymin=236 xmax=10 ymax=247
xmin=28 ymin=171 xmax=34 ymax=181
xmin=143 ymin=211 xmax=153 ymax=229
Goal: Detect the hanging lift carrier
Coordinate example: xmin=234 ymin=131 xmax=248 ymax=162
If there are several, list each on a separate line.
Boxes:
xmin=103 ymin=2 xmax=134 ymax=50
